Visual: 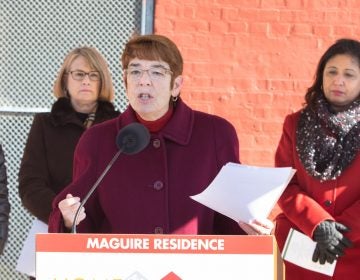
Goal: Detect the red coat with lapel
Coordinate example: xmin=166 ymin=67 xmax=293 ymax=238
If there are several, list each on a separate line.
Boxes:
xmin=48 ymin=99 xmax=244 ymax=235
xmin=275 ymin=111 xmax=360 ymax=279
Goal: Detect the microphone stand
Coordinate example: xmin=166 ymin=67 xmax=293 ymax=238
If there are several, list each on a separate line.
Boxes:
xmin=69 ymin=122 xmax=150 ymax=233
xmin=71 ymin=149 xmax=122 ymax=233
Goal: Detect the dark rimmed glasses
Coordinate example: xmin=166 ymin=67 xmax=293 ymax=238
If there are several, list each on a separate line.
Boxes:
xmin=68 ymin=71 xmax=101 ymax=81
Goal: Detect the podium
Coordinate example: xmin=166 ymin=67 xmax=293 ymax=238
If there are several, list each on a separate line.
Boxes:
xmin=36 ymin=233 xmax=284 ymax=279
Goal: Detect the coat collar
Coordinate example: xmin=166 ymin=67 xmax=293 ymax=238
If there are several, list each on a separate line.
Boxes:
xmin=50 ymin=97 xmax=117 ymax=127
xmin=50 ymin=98 xmax=82 ymax=126
xmin=118 ymin=98 xmax=194 ymax=145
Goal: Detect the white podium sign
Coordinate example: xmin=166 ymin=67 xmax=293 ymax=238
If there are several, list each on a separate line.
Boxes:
xmin=36 ymin=234 xmax=283 ymax=280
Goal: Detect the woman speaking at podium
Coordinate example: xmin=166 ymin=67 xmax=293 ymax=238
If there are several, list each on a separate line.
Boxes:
xmin=48 ymin=34 xmax=273 ymax=236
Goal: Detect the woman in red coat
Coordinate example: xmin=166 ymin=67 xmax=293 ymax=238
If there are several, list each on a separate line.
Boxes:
xmin=48 ymin=34 xmax=273 ymax=236
xmin=275 ymin=38 xmax=360 ymax=279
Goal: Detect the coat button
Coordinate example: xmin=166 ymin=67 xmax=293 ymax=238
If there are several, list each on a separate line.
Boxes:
xmin=153 ymin=139 xmax=161 ymax=148
xmin=153 ymin=180 xmax=164 ymax=190
xmin=324 ymin=200 xmax=332 ymax=207
xmin=154 ymin=227 xmax=164 ymax=234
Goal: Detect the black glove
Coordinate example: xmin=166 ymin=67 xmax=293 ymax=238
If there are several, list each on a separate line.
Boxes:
xmin=312 ymin=221 xmax=352 ymax=265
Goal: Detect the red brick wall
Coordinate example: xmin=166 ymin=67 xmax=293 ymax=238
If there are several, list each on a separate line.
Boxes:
xmin=154 ymin=0 xmax=360 ymax=166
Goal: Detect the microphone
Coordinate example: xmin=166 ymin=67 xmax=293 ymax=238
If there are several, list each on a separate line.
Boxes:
xmin=71 ymin=122 xmax=150 ymax=233
xmin=116 ymin=122 xmax=151 ymax=154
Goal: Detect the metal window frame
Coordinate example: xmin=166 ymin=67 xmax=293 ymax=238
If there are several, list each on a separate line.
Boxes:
xmin=141 ymin=0 xmax=155 ymax=35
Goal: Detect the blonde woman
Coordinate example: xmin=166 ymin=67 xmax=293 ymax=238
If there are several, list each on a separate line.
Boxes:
xmin=19 ymin=47 xmax=119 ymax=225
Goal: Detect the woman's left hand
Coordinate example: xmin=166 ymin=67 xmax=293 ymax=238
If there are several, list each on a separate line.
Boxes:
xmin=238 ymin=218 xmax=274 ymax=235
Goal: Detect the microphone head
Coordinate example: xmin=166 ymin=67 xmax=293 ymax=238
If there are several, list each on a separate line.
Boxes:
xmin=116 ymin=123 xmax=150 ymax=155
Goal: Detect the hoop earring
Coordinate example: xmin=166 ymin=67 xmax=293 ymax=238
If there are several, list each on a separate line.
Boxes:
xmin=172 ymin=96 xmax=178 ymax=102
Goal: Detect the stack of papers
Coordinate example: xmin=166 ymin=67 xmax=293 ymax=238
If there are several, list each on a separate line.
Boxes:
xmin=190 ymin=162 xmax=296 ymax=224
xmin=16 ymin=219 xmax=48 ymax=277
xmin=282 ymin=228 xmax=336 ymax=276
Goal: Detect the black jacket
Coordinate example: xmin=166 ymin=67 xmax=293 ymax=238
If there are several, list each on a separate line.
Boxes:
xmin=18 ymin=97 xmax=119 ymax=223
xmin=0 ymin=144 xmax=10 ymax=254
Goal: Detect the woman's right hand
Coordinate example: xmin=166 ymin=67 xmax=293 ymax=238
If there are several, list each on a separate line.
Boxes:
xmin=58 ymin=193 xmax=86 ymax=229
xmin=238 ymin=218 xmax=274 ymax=235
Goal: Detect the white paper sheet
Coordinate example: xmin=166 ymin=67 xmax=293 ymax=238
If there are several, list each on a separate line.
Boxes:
xmin=190 ymin=163 xmax=296 ymax=223
xmin=282 ymin=228 xmax=336 ymax=276
xmin=16 ymin=219 xmax=48 ymax=277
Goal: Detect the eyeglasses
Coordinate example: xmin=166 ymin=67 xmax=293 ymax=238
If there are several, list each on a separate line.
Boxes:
xmin=68 ymin=71 xmax=101 ymax=81
xmin=125 ymin=67 xmax=173 ymax=81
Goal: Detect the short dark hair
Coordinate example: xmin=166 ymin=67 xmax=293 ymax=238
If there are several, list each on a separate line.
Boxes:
xmin=121 ymin=34 xmax=183 ymax=87
xmin=305 ymin=38 xmax=360 ymax=108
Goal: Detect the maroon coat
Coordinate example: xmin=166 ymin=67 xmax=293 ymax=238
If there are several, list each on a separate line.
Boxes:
xmin=18 ymin=98 xmax=119 ymax=223
xmin=48 ymin=99 xmax=244 ymax=235
xmin=275 ymin=111 xmax=360 ymax=280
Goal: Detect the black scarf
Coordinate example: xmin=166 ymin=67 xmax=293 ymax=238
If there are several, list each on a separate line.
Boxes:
xmin=296 ymin=94 xmax=360 ymax=181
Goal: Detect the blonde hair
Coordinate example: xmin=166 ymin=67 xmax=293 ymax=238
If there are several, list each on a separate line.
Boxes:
xmin=53 ymin=47 xmax=114 ymax=101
